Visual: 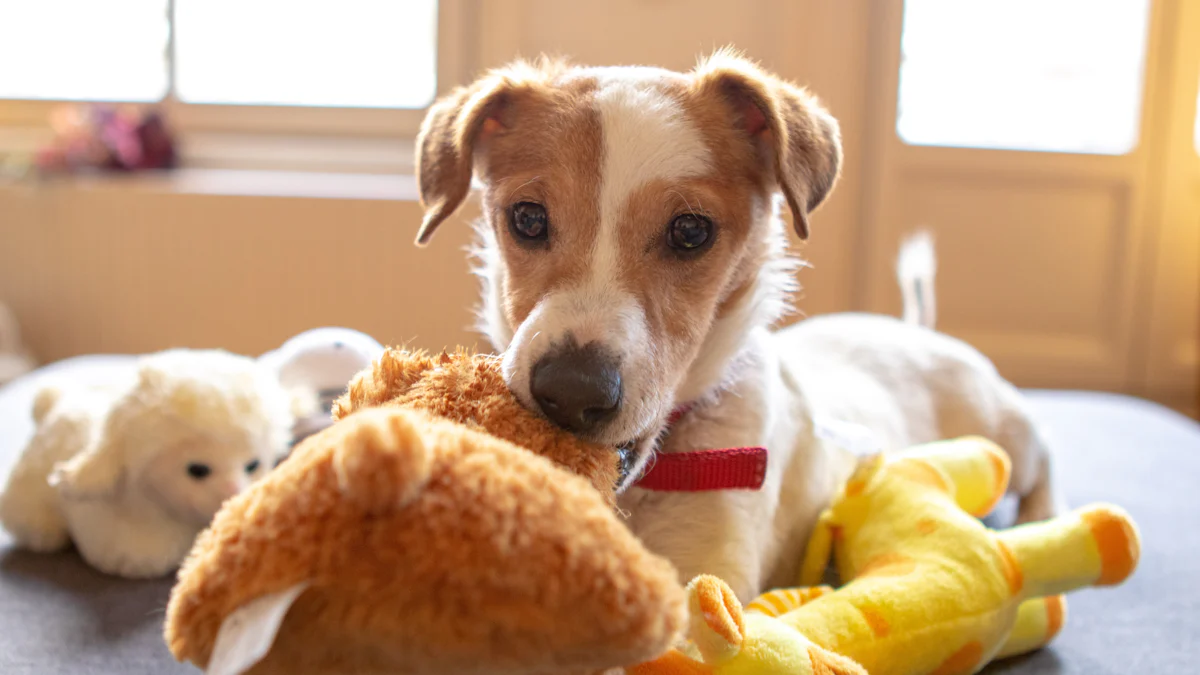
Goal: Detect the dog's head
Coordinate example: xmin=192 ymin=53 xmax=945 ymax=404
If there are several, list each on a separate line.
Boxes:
xmin=415 ymin=49 xmax=841 ymax=458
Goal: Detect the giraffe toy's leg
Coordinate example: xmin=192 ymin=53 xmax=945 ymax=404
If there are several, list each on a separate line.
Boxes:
xmin=995 ymin=595 xmax=1067 ymax=659
xmin=995 ymin=504 xmax=1140 ymax=599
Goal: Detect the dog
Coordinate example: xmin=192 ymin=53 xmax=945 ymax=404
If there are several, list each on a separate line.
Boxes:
xmin=412 ymin=49 xmax=1062 ymax=600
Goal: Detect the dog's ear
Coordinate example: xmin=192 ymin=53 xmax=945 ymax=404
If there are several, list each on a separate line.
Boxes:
xmin=692 ymin=50 xmax=842 ymax=239
xmin=414 ymin=75 xmax=512 ymax=246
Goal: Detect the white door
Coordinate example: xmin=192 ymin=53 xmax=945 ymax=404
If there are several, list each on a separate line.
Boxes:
xmin=858 ymin=0 xmax=1198 ymax=410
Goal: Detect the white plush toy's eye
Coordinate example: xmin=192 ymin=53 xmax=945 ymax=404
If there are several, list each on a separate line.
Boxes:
xmin=187 ymin=463 xmax=212 ymax=480
xmin=245 ymin=459 xmax=261 ymax=474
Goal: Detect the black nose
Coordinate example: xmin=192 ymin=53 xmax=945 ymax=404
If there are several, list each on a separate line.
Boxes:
xmin=531 ymin=343 xmax=622 ymax=434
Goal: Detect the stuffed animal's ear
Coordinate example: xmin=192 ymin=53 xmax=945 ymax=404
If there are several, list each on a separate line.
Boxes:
xmin=331 ymin=408 xmax=432 ymax=515
xmin=691 ymin=49 xmax=842 ymax=239
xmin=687 ymin=575 xmax=746 ymax=665
xmin=50 ymin=440 xmax=124 ymax=500
xmin=205 ymin=582 xmax=309 ymax=675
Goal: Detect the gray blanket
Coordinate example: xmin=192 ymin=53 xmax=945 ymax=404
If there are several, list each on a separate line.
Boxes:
xmin=0 ymin=359 xmax=1194 ymax=673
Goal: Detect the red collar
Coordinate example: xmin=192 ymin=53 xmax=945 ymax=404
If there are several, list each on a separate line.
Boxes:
xmin=632 ymin=403 xmax=768 ymax=492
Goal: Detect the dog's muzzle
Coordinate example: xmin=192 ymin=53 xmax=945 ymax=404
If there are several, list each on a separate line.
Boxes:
xmin=530 ymin=341 xmax=623 ymax=436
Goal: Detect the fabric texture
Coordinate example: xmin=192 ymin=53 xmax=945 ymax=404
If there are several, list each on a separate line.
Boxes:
xmin=0 ymin=356 xmax=1196 ymax=674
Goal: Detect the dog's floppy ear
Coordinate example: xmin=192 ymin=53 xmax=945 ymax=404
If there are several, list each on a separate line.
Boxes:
xmin=414 ymin=76 xmax=510 ymax=245
xmin=692 ymin=50 xmax=842 ymax=239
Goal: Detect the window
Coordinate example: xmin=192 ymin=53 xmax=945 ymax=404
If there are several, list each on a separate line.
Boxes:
xmin=0 ymin=0 xmax=439 ymax=110
xmin=174 ymin=0 xmax=436 ymax=108
xmin=0 ymin=1 xmax=169 ymax=102
xmin=896 ymin=0 xmax=1152 ymax=155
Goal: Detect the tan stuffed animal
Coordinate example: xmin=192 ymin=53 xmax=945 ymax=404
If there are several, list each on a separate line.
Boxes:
xmin=164 ymin=350 xmax=685 ymax=675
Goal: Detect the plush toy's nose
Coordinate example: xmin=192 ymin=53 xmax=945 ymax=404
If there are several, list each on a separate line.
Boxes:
xmin=531 ymin=343 xmax=622 ymax=436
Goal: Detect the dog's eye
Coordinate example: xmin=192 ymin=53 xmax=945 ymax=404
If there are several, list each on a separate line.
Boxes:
xmin=509 ymin=202 xmax=549 ymax=242
xmin=186 ymin=463 xmax=211 ymax=480
xmin=667 ymin=214 xmax=713 ymax=251
xmin=245 ymin=459 xmax=261 ymax=474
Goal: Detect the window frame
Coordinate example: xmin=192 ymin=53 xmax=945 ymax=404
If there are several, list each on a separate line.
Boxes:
xmin=0 ymin=0 xmax=476 ymax=161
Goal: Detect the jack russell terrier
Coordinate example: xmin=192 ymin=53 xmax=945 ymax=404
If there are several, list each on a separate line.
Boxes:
xmin=413 ymin=49 xmax=1062 ymax=600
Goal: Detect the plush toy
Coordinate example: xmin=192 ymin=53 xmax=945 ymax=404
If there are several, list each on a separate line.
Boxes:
xmin=164 ymin=349 xmax=683 ymax=675
xmin=632 ymin=436 xmax=1141 ymax=675
xmin=0 ymin=349 xmax=294 ymax=578
xmin=258 ymin=327 xmax=385 ymax=446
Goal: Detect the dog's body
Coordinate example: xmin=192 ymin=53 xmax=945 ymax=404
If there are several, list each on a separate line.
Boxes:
xmin=414 ymin=51 xmax=1061 ymax=600
xmin=620 ymin=307 xmax=1060 ymax=598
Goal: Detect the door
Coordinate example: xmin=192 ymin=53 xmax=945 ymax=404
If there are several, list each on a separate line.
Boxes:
xmin=858 ymin=0 xmax=1197 ymax=408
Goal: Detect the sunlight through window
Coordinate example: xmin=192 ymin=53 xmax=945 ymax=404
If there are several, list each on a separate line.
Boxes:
xmin=0 ymin=0 xmax=169 ymax=101
xmin=0 ymin=0 xmax=437 ymax=108
xmin=897 ymin=0 xmax=1151 ymax=155
xmin=173 ymin=0 xmax=438 ymax=108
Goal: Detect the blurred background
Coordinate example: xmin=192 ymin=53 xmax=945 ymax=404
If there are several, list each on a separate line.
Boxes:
xmin=0 ymin=0 xmax=1196 ymax=417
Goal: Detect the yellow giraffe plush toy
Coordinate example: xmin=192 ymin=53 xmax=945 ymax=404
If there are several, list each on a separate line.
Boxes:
xmin=631 ymin=436 xmax=1141 ymax=675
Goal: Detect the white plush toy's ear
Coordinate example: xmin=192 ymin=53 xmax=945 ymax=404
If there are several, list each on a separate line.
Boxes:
xmin=207 ymin=582 xmax=310 ymax=675
xmin=49 ymin=440 xmax=125 ymax=500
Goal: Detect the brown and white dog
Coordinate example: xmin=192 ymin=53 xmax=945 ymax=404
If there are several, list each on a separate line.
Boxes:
xmin=413 ymin=50 xmax=1062 ymax=600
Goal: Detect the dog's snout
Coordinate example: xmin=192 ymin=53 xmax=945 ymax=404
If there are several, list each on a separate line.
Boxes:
xmin=531 ymin=343 xmax=622 ymax=435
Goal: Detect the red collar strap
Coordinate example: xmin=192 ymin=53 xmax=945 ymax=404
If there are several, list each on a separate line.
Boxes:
xmin=632 ymin=403 xmax=768 ymax=492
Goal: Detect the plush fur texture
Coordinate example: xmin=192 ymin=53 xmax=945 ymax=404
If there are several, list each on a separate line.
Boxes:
xmin=334 ymin=349 xmax=621 ymax=499
xmin=165 ymin=350 xmax=684 ymax=675
xmin=0 ymin=349 xmax=291 ymax=578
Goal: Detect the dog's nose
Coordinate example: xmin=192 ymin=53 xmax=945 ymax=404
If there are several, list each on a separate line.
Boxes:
xmin=531 ymin=343 xmax=622 ymax=434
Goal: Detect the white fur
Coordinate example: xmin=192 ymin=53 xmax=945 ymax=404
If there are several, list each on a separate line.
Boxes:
xmin=470 ymin=221 xmax=513 ymax=350
xmin=897 ymin=231 xmax=937 ymax=329
xmin=0 ymin=349 xmax=293 ymax=578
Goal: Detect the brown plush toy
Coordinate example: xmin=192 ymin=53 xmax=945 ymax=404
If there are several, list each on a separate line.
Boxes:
xmin=164 ymin=350 xmax=685 ymax=675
